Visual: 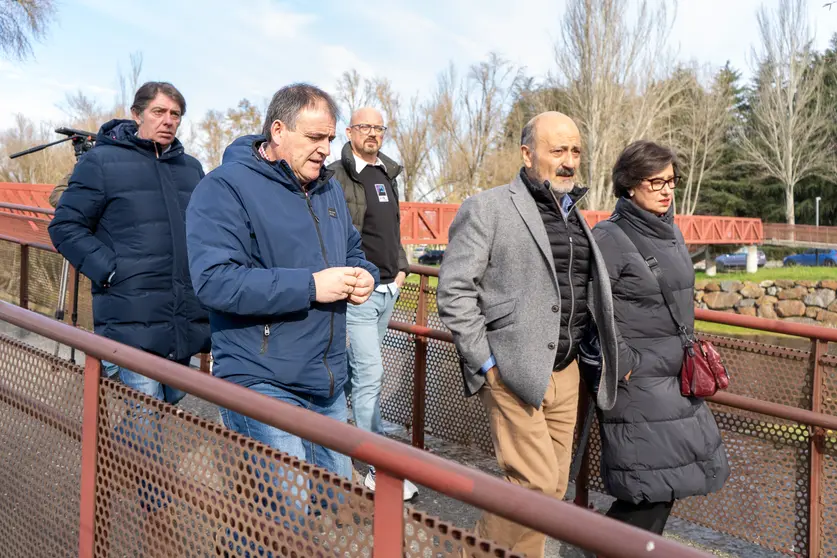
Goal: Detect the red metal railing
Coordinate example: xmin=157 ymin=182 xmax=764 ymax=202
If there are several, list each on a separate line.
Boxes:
xmin=764 ymin=223 xmax=837 ymax=245
xmin=0 ymin=301 xmax=710 ymax=558
xmin=393 ymin=265 xmax=837 ymax=558
xmin=0 ymin=203 xmax=710 ymax=556
xmin=0 ymin=199 xmax=832 ymax=555
xmin=399 ymin=202 xmax=764 ymax=245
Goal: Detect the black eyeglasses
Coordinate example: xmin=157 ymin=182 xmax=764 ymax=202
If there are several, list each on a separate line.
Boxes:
xmin=351 ymin=124 xmax=387 ymax=135
xmin=641 ymin=175 xmax=681 ymax=191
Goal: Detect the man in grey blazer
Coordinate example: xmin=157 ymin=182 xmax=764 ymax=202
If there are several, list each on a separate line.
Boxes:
xmin=437 ymin=111 xmax=630 ymax=558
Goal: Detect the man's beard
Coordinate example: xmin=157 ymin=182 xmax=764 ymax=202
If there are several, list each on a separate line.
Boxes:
xmin=360 ymin=141 xmax=379 ymax=155
xmin=548 ymin=166 xmax=575 ymax=193
xmin=549 ymin=179 xmax=574 ymax=194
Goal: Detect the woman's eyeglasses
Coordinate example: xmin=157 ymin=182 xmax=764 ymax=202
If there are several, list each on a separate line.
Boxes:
xmin=641 ymin=175 xmax=681 ymax=191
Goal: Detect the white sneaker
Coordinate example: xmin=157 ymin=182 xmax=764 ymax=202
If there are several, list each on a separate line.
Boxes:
xmin=364 ymin=467 xmax=419 ymax=501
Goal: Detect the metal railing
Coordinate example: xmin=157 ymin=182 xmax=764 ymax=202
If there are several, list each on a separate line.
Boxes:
xmin=388 ymin=265 xmax=837 ymax=558
xmin=0 ymin=204 xmax=710 ymax=557
xmin=1 ymin=199 xmax=834 ymax=555
xmin=398 ymin=202 xmax=764 ymax=245
xmin=763 ymin=222 xmax=837 ymax=246
xmin=0 ymin=298 xmax=711 ymax=557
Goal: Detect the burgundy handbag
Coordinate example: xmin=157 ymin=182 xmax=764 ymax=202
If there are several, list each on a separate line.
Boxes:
xmin=614 ymin=217 xmax=731 ymax=397
xmin=681 ymin=338 xmax=730 ymax=397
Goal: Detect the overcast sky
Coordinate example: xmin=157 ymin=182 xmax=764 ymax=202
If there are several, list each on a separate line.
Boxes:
xmin=1 ymin=0 xmax=836 ymax=135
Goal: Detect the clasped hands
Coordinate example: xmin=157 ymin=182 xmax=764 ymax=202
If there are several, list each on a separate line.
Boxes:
xmin=313 ymin=267 xmax=375 ymax=305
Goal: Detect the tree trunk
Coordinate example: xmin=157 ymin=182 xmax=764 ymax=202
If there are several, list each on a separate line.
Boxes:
xmin=785 ymin=183 xmax=796 ymax=225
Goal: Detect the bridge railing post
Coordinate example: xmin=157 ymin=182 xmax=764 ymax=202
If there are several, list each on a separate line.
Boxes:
xmin=745 ymin=245 xmax=758 ymax=274
xmin=372 ymin=469 xmax=405 ymax=556
xmin=411 ymin=274 xmax=428 ymax=450
xmin=808 ymin=339 xmax=826 ymax=558
xmin=705 ymin=246 xmax=716 ymax=277
xmin=78 ymin=355 xmax=102 ymax=558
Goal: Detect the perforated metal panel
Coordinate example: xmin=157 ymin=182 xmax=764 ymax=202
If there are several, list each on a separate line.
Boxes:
xmin=384 ymin=282 xmax=494 ymax=453
xmin=382 ymin=291 xmax=837 ymax=557
xmin=404 ymin=507 xmax=523 ymax=558
xmin=0 ymin=335 xmax=84 ymax=558
xmin=0 ymin=241 xmax=94 ymax=331
xmin=581 ymin=334 xmax=824 ymax=556
xmin=94 ymin=380 xmax=376 ymax=557
xmin=0 ymin=240 xmax=22 ymax=306
xmin=675 ymin=409 xmax=810 ymax=556
xmin=700 ymin=334 xmax=813 ymax=409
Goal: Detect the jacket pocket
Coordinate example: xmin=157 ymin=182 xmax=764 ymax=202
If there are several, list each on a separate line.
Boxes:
xmin=484 ymin=299 xmax=517 ymax=331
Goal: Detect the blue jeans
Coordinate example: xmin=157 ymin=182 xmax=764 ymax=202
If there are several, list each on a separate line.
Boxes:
xmin=220 ymin=382 xmax=352 ymax=479
xmin=102 ymin=359 xmax=188 ymax=404
xmin=345 ymin=288 xmax=398 ymax=434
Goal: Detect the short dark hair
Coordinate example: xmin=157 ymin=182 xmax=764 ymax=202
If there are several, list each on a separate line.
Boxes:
xmin=131 ymin=81 xmax=186 ymax=116
xmin=262 ymin=83 xmax=340 ymax=138
xmin=612 ymin=140 xmax=681 ymax=198
xmin=520 ymin=118 xmax=535 ymax=148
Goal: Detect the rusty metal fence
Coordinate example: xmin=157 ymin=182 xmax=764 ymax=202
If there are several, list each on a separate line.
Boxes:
xmin=0 ymin=301 xmax=708 ymax=558
xmin=0 ymin=200 xmax=832 ymax=556
xmin=380 ymin=266 xmax=837 ymax=558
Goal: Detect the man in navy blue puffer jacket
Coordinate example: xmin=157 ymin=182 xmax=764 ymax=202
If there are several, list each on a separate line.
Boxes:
xmin=49 ymin=82 xmax=210 ymax=403
xmin=186 ymin=84 xmax=379 ymax=478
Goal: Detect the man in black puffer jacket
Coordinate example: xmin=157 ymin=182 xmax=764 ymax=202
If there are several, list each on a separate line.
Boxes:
xmin=523 ymin=175 xmax=591 ymax=371
xmin=49 ymin=82 xmax=210 ymax=403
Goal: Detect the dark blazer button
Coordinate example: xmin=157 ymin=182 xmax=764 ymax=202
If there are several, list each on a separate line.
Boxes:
xmin=548 ymin=342 xmax=556 ymax=350
xmin=552 ymin=305 xmax=559 ymax=313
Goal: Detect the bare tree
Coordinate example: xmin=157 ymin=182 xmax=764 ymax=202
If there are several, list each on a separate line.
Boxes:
xmin=336 ymin=70 xmax=374 ymax=118
xmin=116 ymin=52 xmax=144 ymax=118
xmin=0 ymin=114 xmax=74 ymax=184
xmin=429 ymin=53 xmax=524 ymax=202
xmin=0 ymin=0 xmax=55 ymax=60
xmin=226 ymin=99 xmax=262 ymax=138
xmin=193 ymin=99 xmax=262 ymax=170
xmin=372 ymin=79 xmax=432 ymax=202
xmin=668 ymin=65 xmax=737 ymax=214
xmin=197 ymin=110 xmax=228 ymax=170
xmin=552 ymin=0 xmax=683 ymax=210
xmin=61 ymin=90 xmax=107 ymax=135
xmin=738 ymin=0 xmax=833 ymax=225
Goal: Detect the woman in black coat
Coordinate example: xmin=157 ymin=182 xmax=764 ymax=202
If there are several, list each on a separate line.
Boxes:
xmin=591 ymin=140 xmax=729 ymax=534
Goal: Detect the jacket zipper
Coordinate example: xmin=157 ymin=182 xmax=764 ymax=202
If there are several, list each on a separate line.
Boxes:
xmin=304 ymin=189 xmax=336 ymax=397
xmin=261 ymin=324 xmax=270 ymax=354
xmin=565 ymin=235 xmax=575 ymax=361
xmin=550 ymin=188 xmax=582 ymax=365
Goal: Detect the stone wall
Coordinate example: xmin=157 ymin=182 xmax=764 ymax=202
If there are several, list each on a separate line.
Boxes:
xmin=695 ymin=280 xmax=837 ymax=327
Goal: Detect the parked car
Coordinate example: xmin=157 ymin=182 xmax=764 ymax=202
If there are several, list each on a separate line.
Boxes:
xmin=418 ymin=249 xmax=445 ymax=265
xmin=715 ymin=247 xmax=767 ymax=271
xmin=783 ymin=249 xmax=837 ymax=267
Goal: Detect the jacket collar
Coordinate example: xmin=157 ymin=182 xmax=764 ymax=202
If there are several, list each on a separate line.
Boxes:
xmin=339 ymin=141 xmax=402 ymax=182
xmin=518 ymin=168 xmax=589 ymax=213
xmin=612 ymin=196 xmax=676 ymax=240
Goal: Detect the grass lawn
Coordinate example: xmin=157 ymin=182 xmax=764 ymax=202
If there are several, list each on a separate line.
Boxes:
xmin=410 ymin=266 xmax=837 ymax=287
xmin=695 ymin=320 xmax=796 ymax=338
xmin=405 ymin=271 xmax=439 ymax=288
xmin=696 ymin=267 xmax=837 ymax=282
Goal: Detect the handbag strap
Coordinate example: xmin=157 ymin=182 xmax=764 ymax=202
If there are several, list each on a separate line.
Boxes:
xmin=612 ymin=216 xmax=693 ymax=346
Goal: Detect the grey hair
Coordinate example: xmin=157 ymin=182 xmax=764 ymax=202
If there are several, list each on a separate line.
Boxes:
xmin=131 ymin=82 xmax=186 ymax=116
xmin=262 ymin=83 xmax=341 ymax=138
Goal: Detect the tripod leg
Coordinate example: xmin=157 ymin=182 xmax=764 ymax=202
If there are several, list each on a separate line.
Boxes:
xmin=70 ymin=267 xmax=80 ymax=363
xmin=53 ymin=259 xmax=70 ymax=357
